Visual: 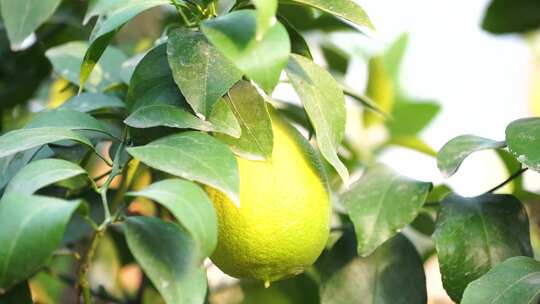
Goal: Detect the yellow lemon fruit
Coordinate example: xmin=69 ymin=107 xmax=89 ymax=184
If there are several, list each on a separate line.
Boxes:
xmin=206 ymin=110 xmax=330 ymax=284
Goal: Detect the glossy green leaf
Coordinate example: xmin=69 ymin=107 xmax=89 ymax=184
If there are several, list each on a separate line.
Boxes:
xmin=89 ymin=0 xmax=171 ymax=42
xmin=283 ymin=0 xmax=374 ymax=30
xmin=124 ymin=104 xmax=235 ymax=137
xmin=80 ymin=31 xmax=116 ymax=92
xmin=25 ymin=109 xmax=111 ymax=137
xmin=319 ymin=232 xmax=427 ymax=304
xmin=0 ymin=0 xmax=61 ymax=49
xmin=127 ymin=131 xmax=239 ymax=204
xmin=128 ymin=179 xmax=218 ymax=258
xmin=167 ymin=27 xmax=242 ymax=117
xmin=45 ymin=41 xmax=126 ymax=92
xmin=201 ymin=10 xmax=290 ymax=93
xmin=433 ymin=193 xmax=533 ymax=302
xmin=279 ymin=15 xmax=313 ymax=59
xmin=286 ymin=54 xmax=348 ymax=183
xmin=253 ymin=0 xmax=278 ymax=39
xmin=124 ymin=217 xmax=207 ymax=304
xmin=0 ymin=147 xmax=54 ymax=191
xmin=5 ymin=159 xmax=87 ymax=195
xmin=127 ymin=43 xmax=185 ymax=111
xmin=61 ymin=92 xmax=125 ymax=113
xmin=506 ymin=117 xmax=540 ymax=172
xmin=341 ymin=163 xmax=432 ymax=256
xmin=482 ymin=0 xmax=540 ymax=34
xmin=0 ymin=128 xmax=92 ymax=159
xmin=216 ymin=81 xmax=273 ymax=160
xmin=462 ymin=256 xmax=540 ymax=304
xmin=437 ymin=135 xmax=505 ymax=178
xmin=321 ymin=43 xmax=349 ymax=75
xmin=0 ymin=281 xmax=32 ymax=304
xmin=0 ymin=193 xmax=82 ymax=290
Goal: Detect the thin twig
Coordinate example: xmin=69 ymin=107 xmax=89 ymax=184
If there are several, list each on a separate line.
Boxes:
xmin=486 ymin=167 xmax=528 ymax=194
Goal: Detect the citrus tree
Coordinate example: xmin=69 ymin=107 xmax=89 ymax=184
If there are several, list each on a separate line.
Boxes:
xmin=0 ymin=0 xmax=539 ymax=303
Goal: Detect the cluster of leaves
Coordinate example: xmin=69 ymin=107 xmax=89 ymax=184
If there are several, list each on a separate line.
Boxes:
xmin=0 ymin=0 xmax=539 ymax=304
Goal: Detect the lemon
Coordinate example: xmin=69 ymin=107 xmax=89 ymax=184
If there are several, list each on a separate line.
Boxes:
xmin=206 ymin=110 xmax=330 ymax=284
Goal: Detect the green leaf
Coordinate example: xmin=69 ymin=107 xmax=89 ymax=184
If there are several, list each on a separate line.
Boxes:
xmin=89 ymin=0 xmax=171 ymax=42
xmin=364 ymin=56 xmax=394 ymax=126
xmin=25 ymin=109 xmax=112 ymax=137
xmin=167 ymin=27 xmax=242 ymax=117
xmin=0 ymin=147 xmax=54 ymax=191
xmin=0 ymin=281 xmax=32 ymax=304
xmin=61 ymin=92 xmax=125 ymax=113
xmin=0 ymin=193 xmax=82 ymax=290
xmin=278 ymin=15 xmax=313 ymax=59
xmin=216 ymin=81 xmax=273 ymax=161
xmin=124 ymin=217 xmax=207 ymax=304
xmin=127 ymin=131 xmax=239 ymax=205
xmin=0 ymin=128 xmax=92 ymax=159
xmin=319 ymin=232 xmax=427 ymax=304
xmin=387 ymin=136 xmax=437 ymax=157
xmin=5 ymin=159 xmax=87 ymax=195
xmin=462 ymin=256 xmax=540 ymax=304
xmin=80 ymin=31 xmax=116 ymax=92
xmin=207 ymin=98 xmax=242 ymax=138
xmin=482 ymin=0 xmax=540 ymax=34
xmin=286 ymin=54 xmax=348 ymax=183
xmin=128 ymin=179 xmax=217 ymax=258
xmin=433 ymin=193 xmax=533 ymax=302
xmin=506 ymin=117 xmax=540 ymax=172
xmin=45 ymin=41 xmax=126 ymax=92
xmin=437 ymin=135 xmax=505 ymax=178
xmin=201 ymin=10 xmax=290 ymax=93
xmin=124 ymin=104 xmax=238 ymax=137
xmin=320 ymin=43 xmax=349 ymax=75
xmin=253 ymin=0 xmax=278 ymax=39
xmin=341 ymin=163 xmax=432 ymax=256
xmin=127 ymin=43 xmax=185 ymax=111
xmin=283 ymin=0 xmax=374 ymax=30
xmin=0 ymin=0 xmax=61 ymax=49
xmin=387 ymin=98 xmax=440 ymax=137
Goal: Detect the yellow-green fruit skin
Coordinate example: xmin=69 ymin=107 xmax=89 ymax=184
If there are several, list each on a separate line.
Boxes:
xmin=206 ymin=112 xmax=331 ymax=283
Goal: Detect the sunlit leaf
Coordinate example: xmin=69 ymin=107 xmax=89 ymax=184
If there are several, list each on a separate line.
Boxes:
xmin=506 ymin=117 xmax=540 ymax=172
xmin=341 ymin=163 xmax=432 ymax=256
xmin=202 ymin=10 xmax=290 ymax=93
xmin=283 ymin=0 xmax=374 ymax=30
xmin=216 ymin=81 xmax=273 ymax=160
xmin=127 ymin=131 xmax=239 ymax=204
xmin=167 ymin=27 xmax=242 ymax=117
xmin=286 ymin=54 xmax=348 ymax=183
xmin=437 ymin=135 xmax=505 ymax=178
